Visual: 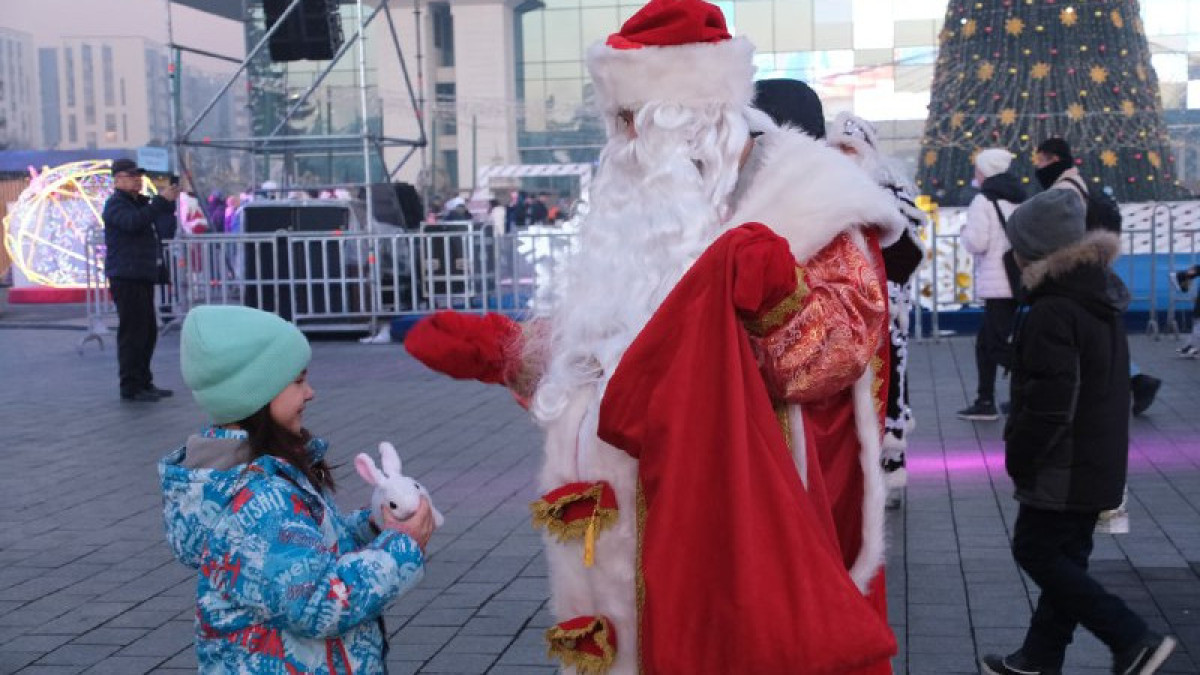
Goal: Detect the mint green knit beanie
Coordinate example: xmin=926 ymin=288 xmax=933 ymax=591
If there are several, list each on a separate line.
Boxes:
xmin=180 ymin=306 xmax=312 ymax=424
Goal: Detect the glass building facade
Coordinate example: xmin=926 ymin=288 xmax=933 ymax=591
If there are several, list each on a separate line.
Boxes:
xmin=514 ymin=0 xmax=1200 ymax=191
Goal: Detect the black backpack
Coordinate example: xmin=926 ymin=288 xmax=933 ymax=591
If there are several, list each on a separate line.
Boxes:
xmin=1063 ymin=178 xmax=1122 ymax=233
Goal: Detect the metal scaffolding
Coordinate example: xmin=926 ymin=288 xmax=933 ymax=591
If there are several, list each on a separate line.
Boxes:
xmin=164 ymin=0 xmax=427 ymax=230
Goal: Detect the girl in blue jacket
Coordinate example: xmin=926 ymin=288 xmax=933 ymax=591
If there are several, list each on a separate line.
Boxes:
xmin=160 ymin=305 xmax=434 ymax=674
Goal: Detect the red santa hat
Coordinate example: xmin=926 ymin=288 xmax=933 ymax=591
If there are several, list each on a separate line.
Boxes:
xmin=586 ymin=0 xmax=756 ymax=114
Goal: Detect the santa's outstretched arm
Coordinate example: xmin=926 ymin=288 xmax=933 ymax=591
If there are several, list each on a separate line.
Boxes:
xmin=403 ymin=311 xmax=545 ymax=406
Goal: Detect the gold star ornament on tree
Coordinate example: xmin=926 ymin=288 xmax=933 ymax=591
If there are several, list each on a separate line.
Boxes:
xmin=999 ymin=108 xmax=1017 ymax=125
xmin=1005 ymin=17 xmax=1025 ymax=36
xmin=1090 ymin=66 xmax=1109 ymax=84
xmin=1067 ymin=102 xmax=1086 ymax=121
xmin=1031 ymin=62 xmax=1051 ymax=80
xmin=978 ymin=62 xmax=995 ymax=81
xmin=1100 ymin=150 xmax=1118 ymax=167
xmin=1061 ymin=8 xmax=1078 ymax=26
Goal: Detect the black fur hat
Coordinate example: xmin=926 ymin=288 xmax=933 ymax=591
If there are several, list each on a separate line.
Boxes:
xmin=752 ymin=79 xmax=826 ymax=140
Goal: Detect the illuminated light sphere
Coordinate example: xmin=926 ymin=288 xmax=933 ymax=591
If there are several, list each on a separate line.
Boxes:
xmin=2 ymin=160 xmax=155 ymax=288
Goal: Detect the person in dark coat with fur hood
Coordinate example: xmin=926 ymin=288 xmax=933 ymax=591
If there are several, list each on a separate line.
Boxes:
xmin=980 ymin=189 xmax=1176 ymax=675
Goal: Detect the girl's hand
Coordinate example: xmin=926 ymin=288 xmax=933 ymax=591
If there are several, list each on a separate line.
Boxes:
xmin=381 ymin=498 xmax=435 ymax=553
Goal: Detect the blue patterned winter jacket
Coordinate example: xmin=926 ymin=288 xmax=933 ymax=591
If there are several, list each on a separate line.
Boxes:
xmin=159 ymin=428 xmax=425 ymax=674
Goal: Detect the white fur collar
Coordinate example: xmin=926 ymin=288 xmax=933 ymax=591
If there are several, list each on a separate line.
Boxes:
xmin=729 ymin=129 xmax=908 ymax=263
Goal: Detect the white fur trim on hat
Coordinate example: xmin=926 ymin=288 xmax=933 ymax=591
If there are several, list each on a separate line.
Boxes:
xmin=831 ymin=112 xmax=878 ymax=152
xmin=975 ymin=148 xmax=1013 ymax=178
xmin=586 ymin=37 xmax=756 ymax=114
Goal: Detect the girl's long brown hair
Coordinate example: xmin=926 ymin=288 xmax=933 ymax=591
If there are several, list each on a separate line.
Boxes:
xmin=238 ymin=407 xmax=336 ymax=493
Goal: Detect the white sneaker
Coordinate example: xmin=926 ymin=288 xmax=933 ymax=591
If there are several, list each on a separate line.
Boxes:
xmin=360 ymin=324 xmax=392 ymax=344
xmin=1177 ymin=344 xmax=1199 ymax=359
xmin=1169 ymin=270 xmax=1191 ymax=295
xmin=1096 ymin=506 xmax=1130 ymax=534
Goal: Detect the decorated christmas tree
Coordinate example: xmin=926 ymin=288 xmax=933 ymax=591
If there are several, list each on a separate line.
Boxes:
xmin=917 ymin=0 xmax=1190 ymax=205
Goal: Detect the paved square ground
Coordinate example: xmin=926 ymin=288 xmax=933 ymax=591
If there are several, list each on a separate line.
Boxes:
xmin=0 ymin=302 xmax=1197 ymax=674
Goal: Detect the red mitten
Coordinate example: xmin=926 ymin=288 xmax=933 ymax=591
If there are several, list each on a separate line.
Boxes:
xmin=404 ymin=311 xmax=522 ymax=384
xmin=729 ymin=222 xmax=798 ymax=319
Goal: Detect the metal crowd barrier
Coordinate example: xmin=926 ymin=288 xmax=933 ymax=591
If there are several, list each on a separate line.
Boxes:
xmin=912 ymin=200 xmax=1200 ymax=341
xmin=80 ymin=226 xmax=580 ymax=340
xmin=81 ymin=205 xmax=1200 ymax=342
xmin=81 ymin=233 xmax=116 ymax=353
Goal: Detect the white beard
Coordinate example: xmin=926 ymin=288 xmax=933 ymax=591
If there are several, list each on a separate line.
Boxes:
xmin=532 ymin=103 xmax=747 ymax=423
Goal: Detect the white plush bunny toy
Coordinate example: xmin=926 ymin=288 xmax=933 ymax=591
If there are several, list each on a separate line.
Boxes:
xmin=355 ymin=441 xmax=445 ymax=529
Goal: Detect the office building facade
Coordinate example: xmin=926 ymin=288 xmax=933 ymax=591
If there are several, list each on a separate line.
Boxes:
xmin=399 ymin=0 xmax=1200 ymax=195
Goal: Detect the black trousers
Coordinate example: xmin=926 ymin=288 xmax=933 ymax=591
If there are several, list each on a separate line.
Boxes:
xmin=109 ymin=278 xmax=158 ymax=396
xmin=975 ymin=298 xmax=1017 ymax=400
xmin=1014 ymin=505 xmax=1147 ymax=667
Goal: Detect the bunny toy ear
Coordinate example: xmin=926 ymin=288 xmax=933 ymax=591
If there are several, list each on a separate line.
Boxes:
xmin=354 ymin=453 xmax=385 ymax=487
xmin=378 ymin=441 xmax=402 ymax=477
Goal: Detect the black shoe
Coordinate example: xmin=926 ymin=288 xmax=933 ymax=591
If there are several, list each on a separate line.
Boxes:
xmin=1130 ymin=374 xmax=1161 ymax=416
xmin=121 ymin=390 xmax=160 ymax=402
xmin=980 ymin=650 xmax=1062 ymax=675
xmin=145 ymin=386 xmax=174 ymax=398
xmin=1114 ymin=632 xmax=1176 ymax=674
xmin=1169 ymin=270 xmax=1191 ymax=294
xmin=957 ymin=399 xmax=999 ymax=421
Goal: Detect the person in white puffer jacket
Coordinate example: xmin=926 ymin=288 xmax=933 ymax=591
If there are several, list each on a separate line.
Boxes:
xmin=958 ymin=148 xmax=1027 ymax=421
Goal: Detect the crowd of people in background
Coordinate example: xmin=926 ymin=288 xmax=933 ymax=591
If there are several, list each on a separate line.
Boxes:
xmin=435 ymin=190 xmax=575 ymax=233
xmin=175 ymin=183 xmax=578 ymax=237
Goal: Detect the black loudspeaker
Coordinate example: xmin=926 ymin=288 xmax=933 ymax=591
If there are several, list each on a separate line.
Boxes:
xmin=264 ymin=0 xmax=343 ymax=62
xmin=242 ymin=204 xmax=352 ymax=320
xmin=394 ymin=182 xmax=424 ymax=230
xmin=242 ymin=204 xmax=349 ymax=233
xmin=363 ymin=182 xmax=423 ymax=229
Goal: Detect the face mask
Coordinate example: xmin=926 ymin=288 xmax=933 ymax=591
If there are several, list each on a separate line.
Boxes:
xmin=1035 ymin=159 xmax=1072 ymax=189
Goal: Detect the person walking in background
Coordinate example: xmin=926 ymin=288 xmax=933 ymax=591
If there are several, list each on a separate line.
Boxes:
xmin=102 ymin=158 xmax=178 ymax=402
xmin=527 ymin=192 xmax=549 ymax=225
xmin=1034 ymin=137 xmax=1162 ymax=416
xmin=958 ymin=148 xmax=1026 ymax=421
xmin=205 ymin=191 xmax=226 ymax=233
xmin=489 ymin=198 xmax=507 ymax=235
xmin=1168 ymin=264 xmax=1200 ymax=357
xmin=160 ymin=305 xmax=435 ymax=673
xmin=829 ymin=111 xmax=926 ymax=506
xmin=981 ymin=189 xmax=1176 ymax=675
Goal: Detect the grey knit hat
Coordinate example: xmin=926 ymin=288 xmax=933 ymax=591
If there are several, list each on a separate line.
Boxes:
xmin=1004 ymin=189 xmax=1086 ymax=262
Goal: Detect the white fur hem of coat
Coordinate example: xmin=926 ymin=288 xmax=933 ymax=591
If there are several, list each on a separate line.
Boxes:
xmin=849 ymin=370 xmax=887 ymax=592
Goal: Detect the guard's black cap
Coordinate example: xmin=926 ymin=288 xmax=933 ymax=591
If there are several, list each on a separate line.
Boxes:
xmin=110 ymin=158 xmax=145 ymax=175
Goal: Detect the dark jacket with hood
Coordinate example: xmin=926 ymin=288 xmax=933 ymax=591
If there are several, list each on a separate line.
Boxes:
xmin=102 ymin=188 xmax=177 ymax=282
xmin=1004 ymin=231 xmax=1130 ymax=512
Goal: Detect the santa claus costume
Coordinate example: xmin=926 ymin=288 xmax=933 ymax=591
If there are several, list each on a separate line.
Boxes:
xmin=827 ymin=111 xmax=927 ymax=505
xmin=406 ymin=1 xmax=908 ymax=672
